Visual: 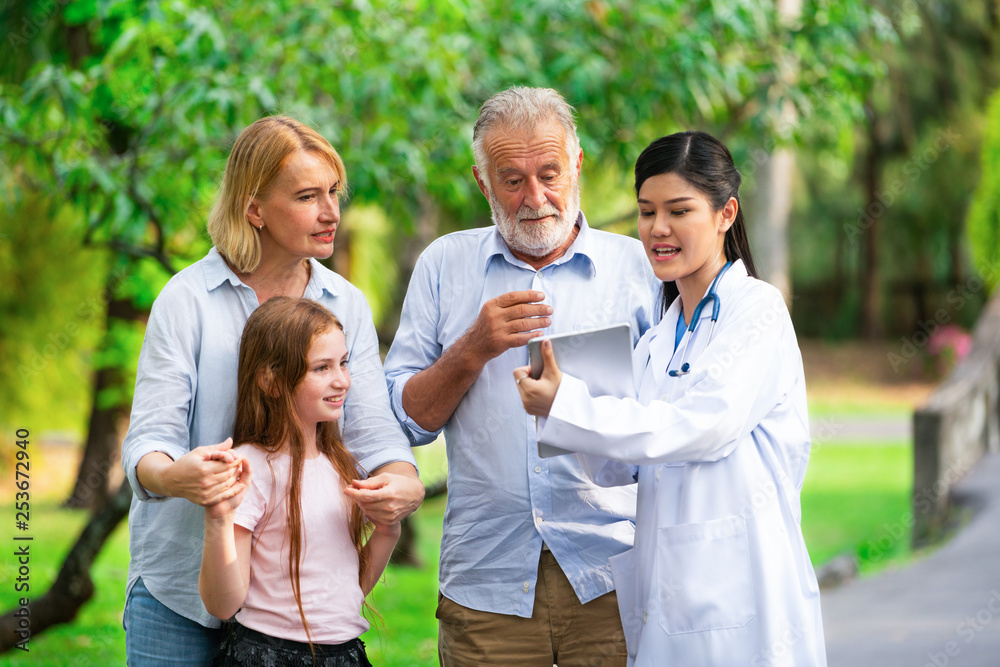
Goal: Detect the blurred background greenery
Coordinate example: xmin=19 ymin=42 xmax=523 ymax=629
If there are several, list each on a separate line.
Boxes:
xmin=3 ymin=0 xmax=1000 ymax=664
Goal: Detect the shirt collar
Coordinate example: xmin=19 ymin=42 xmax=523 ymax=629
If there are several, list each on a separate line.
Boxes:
xmin=203 ymin=247 xmax=341 ymax=298
xmin=483 ymin=211 xmax=598 ymax=278
xmin=203 ymin=248 xmax=241 ymax=291
xmin=303 ymin=258 xmax=341 ymax=299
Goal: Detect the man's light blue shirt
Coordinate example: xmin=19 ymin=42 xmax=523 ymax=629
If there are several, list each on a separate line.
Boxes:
xmin=122 ymin=248 xmax=417 ymax=628
xmin=384 ymin=214 xmax=659 ymax=617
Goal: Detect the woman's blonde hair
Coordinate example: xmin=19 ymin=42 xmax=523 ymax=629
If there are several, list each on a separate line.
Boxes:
xmin=207 ymin=116 xmax=347 ymax=274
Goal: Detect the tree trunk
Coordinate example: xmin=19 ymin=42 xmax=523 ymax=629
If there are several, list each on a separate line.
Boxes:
xmin=389 ymin=477 xmax=448 ymax=567
xmin=65 ymin=293 xmax=149 ymax=510
xmin=378 ymin=191 xmax=440 ymax=345
xmin=860 ymin=108 xmax=885 ymax=339
xmin=748 ymin=149 xmax=794 ymax=304
xmin=388 ymin=517 xmax=420 ymax=567
xmin=948 ymin=219 xmax=965 ymax=288
xmin=746 ymin=0 xmax=801 ymax=308
xmin=63 ymin=369 xmax=125 ymax=509
xmin=0 ymin=481 xmax=132 ymax=654
xmin=833 ymin=202 xmax=847 ymax=311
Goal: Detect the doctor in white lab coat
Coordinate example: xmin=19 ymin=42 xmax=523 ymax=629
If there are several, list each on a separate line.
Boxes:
xmin=516 ymin=131 xmax=826 ymax=667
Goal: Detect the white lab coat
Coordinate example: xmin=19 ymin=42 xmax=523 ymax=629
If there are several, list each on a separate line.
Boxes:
xmin=539 ymin=260 xmax=826 ymax=666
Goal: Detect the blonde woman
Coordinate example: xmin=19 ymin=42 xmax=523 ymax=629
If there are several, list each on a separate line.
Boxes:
xmin=121 ymin=116 xmax=423 ymax=666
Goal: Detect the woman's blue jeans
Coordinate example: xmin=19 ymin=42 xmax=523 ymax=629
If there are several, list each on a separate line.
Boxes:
xmin=124 ymin=577 xmax=223 ymax=666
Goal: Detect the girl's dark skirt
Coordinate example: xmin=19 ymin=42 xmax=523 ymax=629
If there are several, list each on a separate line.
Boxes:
xmin=212 ymin=621 xmax=373 ymax=667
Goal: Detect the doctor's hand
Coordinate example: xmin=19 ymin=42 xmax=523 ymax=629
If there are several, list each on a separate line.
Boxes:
xmin=514 ymin=339 xmax=562 ymax=418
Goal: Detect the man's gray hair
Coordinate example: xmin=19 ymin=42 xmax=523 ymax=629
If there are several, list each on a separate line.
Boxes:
xmin=472 ymin=86 xmax=581 ymax=190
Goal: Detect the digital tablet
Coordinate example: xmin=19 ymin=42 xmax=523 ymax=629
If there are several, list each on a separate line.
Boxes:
xmin=527 ymin=322 xmax=635 ymax=457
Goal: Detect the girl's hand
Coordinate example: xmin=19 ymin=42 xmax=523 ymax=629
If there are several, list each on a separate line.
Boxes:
xmin=204 ymin=456 xmax=253 ymax=522
xmin=514 ymin=339 xmax=562 ymax=418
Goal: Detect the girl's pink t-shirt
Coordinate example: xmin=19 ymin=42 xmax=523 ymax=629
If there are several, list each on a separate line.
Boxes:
xmin=232 ymin=445 xmax=369 ymax=643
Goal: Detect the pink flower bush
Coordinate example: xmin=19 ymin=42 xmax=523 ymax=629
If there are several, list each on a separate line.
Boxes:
xmin=927 ymin=324 xmax=972 ymax=376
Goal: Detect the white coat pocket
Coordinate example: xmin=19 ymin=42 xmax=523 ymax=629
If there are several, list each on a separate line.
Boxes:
xmin=655 ymin=515 xmax=756 ymax=635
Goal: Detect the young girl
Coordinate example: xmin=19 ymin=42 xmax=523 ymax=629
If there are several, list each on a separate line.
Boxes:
xmin=515 ymin=132 xmax=826 ymax=665
xmin=200 ymin=297 xmax=400 ymax=666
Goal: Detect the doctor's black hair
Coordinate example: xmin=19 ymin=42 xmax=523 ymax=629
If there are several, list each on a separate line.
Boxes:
xmin=634 ymin=131 xmax=758 ymax=316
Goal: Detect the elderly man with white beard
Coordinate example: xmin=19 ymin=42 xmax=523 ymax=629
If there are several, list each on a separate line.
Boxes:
xmin=384 ymin=86 xmax=659 ymax=666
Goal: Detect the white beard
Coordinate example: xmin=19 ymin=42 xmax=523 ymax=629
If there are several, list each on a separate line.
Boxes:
xmin=490 ymin=181 xmax=581 ymax=258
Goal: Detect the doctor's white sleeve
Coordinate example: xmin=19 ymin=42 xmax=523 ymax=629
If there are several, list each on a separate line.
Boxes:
xmin=576 ymin=453 xmax=640 ymax=487
xmin=540 ymin=284 xmax=800 ymax=466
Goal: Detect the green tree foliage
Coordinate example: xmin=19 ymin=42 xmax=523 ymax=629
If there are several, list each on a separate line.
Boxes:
xmin=1 ymin=0 xmax=885 ymax=434
xmin=0 ymin=194 xmax=108 ymax=432
xmin=967 ymin=87 xmax=1000 ymax=291
xmin=790 ymin=0 xmax=1000 ymax=338
xmin=2 ymin=0 xmax=883 ymax=304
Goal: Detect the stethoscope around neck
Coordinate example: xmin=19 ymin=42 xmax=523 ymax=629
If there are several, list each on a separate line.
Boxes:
xmin=669 ymin=260 xmax=734 ymax=377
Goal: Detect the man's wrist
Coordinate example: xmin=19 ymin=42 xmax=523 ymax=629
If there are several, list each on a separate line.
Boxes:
xmin=457 ymin=327 xmax=492 ymax=372
xmin=371 ymin=461 xmax=418 ymax=477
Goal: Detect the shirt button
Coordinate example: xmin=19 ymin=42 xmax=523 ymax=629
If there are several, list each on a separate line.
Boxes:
xmin=536 ymin=516 xmax=543 ymax=524
xmin=656 ymin=468 xmax=662 ymax=480
xmin=523 ymin=582 xmax=530 ymax=593
xmin=534 ymin=466 xmax=542 ymax=473
xmin=643 ymin=611 xmax=648 ymax=624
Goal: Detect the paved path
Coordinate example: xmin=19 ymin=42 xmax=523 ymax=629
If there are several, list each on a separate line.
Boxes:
xmin=822 ymin=452 xmax=1000 ymax=666
xmin=810 ymin=414 xmax=911 ymax=443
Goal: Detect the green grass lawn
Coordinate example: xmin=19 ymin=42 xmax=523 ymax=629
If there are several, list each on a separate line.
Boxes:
xmin=0 ymin=497 xmax=446 ymax=667
xmin=801 ymin=440 xmax=913 ymax=573
xmin=0 ymin=439 xmax=913 ymax=666
xmin=0 ymin=500 xmax=130 ymax=666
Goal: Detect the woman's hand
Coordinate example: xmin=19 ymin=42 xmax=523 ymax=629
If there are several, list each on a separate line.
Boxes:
xmin=514 ymin=339 xmax=562 ymax=418
xmin=137 ymin=438 xmax=246 ymax=506
xmin=204 ymin=456 xmax=253 ymax=522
